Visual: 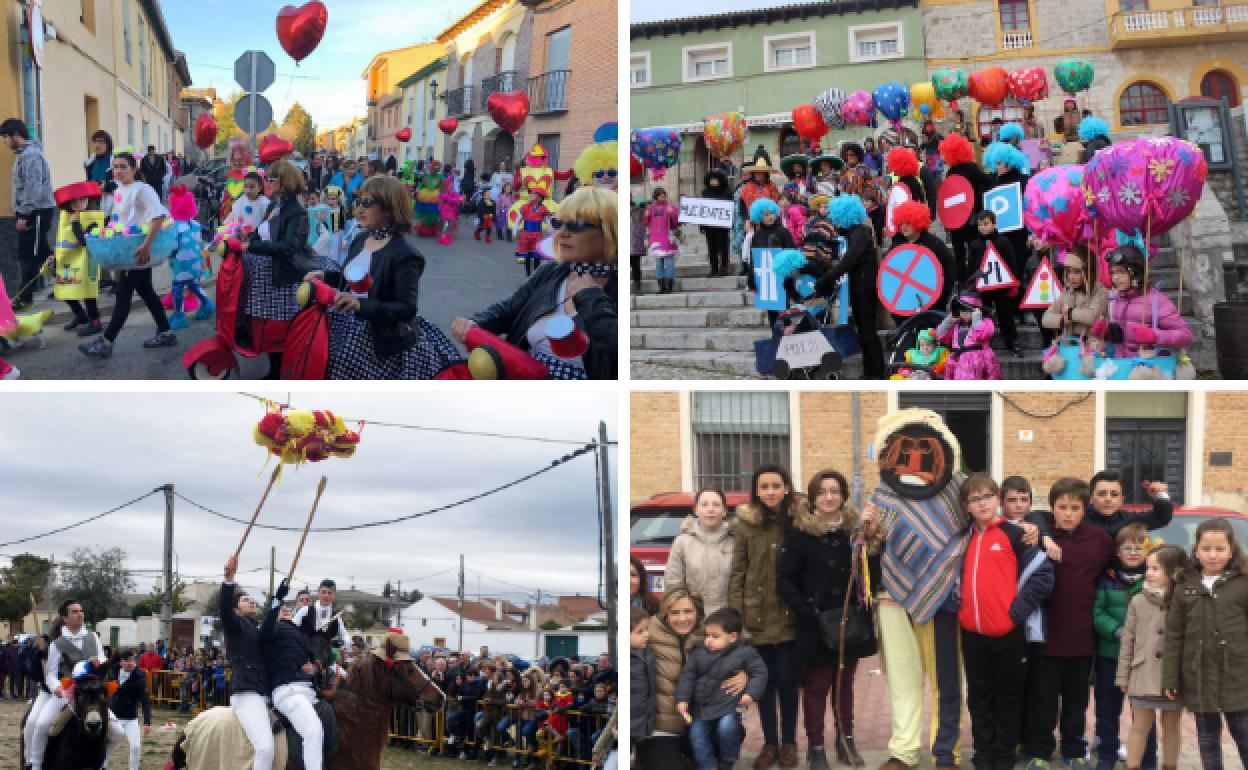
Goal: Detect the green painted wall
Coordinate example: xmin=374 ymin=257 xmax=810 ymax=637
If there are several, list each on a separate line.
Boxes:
xmin=631 ymin=6 xmax=927 ymax=128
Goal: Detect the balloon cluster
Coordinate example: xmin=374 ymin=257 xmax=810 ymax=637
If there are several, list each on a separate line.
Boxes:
xmin=253 ymin=406 xmax=361 ymax=466
xmin=703 ymin=111 xmax=746 ymax=158
xmin=1083 ymin=136 xmax=1206 ymax=238
xmin=841 ymin=90 xmax=875 ymax=127
xmin=87 ymin=216 xmax=174 ymax=241
xmin=630 ymin=128 xmax=681 ymax=180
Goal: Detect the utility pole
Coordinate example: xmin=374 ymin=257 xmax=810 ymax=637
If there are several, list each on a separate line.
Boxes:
xmin=597 ymin=422 xmax=617 ymax=666
xmin=457 ymin=554 xmax=465 ymax=653
xmin=533 ymin=588 xmax=543 ymax=660
xmin=397 ymin=580 xmax=402 ymax=628
xmin=161 ymin=484 xmax=175 ymax=649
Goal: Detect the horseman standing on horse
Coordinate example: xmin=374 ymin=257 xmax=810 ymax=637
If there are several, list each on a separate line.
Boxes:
xmin=262 ymin=578 xmax=324 ymax=770
xmin=110 ymin=649 xmax=152 ymax=770
xmin=23 ymin=598 xmax=124 ymax=770
xmin=294 ymin=578 xmax=349 ymax=692
xmin=222 ymin=554 xmax=275 ymax=770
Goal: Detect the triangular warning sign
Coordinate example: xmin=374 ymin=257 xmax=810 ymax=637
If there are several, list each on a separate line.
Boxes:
xmin=976 ymin=241 xmax=1019 ymax=292
xmin=1019 ymin=256 xmax=1064 ymax=309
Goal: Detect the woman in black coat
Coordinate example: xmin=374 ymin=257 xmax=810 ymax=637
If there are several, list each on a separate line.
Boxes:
xmin=816 ymin=196 xmax=885 ymax=379
xmin=701 ymin=169 xmax=733 ymax=277
xmin=777 ymin=470 xmax=877 ymax=769
xmin=316 ymin=175 xmax=462 ymax=379
xmin=451 ymin=187 xmax=617 ymax=380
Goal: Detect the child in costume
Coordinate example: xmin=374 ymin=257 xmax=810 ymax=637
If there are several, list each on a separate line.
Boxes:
xmin=494 ymin=181 xmax=515 ymax=242
xmin=473 ymin=188 xmax=496 ymax=242
xmin=936 ymin=289 xmax=1001 ymax=380
xmin=165 ymin=184 xmax=215 ymax=330
xmin=49 ymin=181 xmax=106 ymax=337
xmin=810 ymin=151 xmax=842 ymax=198
xmin=414 ymin=162 xmax=444 ymax=237
xmin=223 ymin=172 xmax=269 ymax=238
xmin=513 ymin=187 xmax=554 ymax=277
xmin=892 ymin=328 xmax=949 ymax=379
xmin=644 ymin=187 xmax=680 ymax=293
xmin=218 ymin=139 xmax=254 ymax=224
xmin=437 ymin=176 xmax=462 ymax=246
xmin=781 ymin=188 xmax=807 ymax=245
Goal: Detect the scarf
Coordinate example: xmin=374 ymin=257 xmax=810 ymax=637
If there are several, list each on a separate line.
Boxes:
xmin=568 ymin=262 xmax=615 ymax=278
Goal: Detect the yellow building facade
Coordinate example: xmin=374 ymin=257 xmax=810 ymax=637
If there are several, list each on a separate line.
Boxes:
xmin=110 ymin=0 xmax=175 ymax=154
xmin=362 ymin=42 xmax=444 ymax=162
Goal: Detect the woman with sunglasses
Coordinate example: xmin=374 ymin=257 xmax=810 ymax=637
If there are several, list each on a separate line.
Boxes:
xmin=312 ymin=175 xmax=462 ymax=379
xmin=451 ymin=186 xmax=617 ymax=379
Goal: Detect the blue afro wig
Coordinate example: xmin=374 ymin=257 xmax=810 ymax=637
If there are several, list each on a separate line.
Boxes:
xmin=828 ymin=194 xmax=867 ymax=229
xmin=983 ymin=141 xmax=1030 ymax=175
xmin=997 ymin=122 xmax=1024 ymax=143
xmin=1079 ymin=116 xmax=1109 ymax=142
xmin=749 ymin=197 xmax=781 ymax=224
xmin=771 ymin=248 xmax=808 ymax=280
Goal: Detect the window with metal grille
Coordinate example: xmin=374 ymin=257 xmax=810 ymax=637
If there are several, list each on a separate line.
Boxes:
xmin=999 ymin=0 xmax=1031 ymax=31
xmin=692 ymin=392 xmax=790 ymax=492
xmin=1119 ymin=82 xmax=1170 ymax=126
xmin=778 ymin=127 xmax=802 ymax=158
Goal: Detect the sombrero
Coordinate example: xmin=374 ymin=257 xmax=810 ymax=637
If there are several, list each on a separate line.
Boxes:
xmin=741 ymin=159 xmax=778 ymax=176
xmin=54 ymin=181 xmax=102 ymax=208
xmin=779 ymin=153 xmax=810 ymax=179
xmin=811 ymin=153 xmax=844 ymax=172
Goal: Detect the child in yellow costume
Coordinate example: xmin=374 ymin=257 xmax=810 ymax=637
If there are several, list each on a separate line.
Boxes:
xmin=48 ymin=181 xmax=107 ymax=336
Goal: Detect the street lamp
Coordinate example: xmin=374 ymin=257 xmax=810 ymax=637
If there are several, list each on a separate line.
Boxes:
xmin=429 ymin=79 xmax=438 ymax=103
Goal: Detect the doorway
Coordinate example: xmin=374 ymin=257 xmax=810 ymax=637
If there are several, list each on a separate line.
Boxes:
xmin=898 ymin=392 xmax=992 ymax=474
xmin=487 ymin=129 xmax=515 ymax=172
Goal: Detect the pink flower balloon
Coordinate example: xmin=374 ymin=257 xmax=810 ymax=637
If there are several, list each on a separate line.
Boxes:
xmin=1084 ymin=136 xmax=1207 ymax=236
xmin=1024 ymin=165 xmax=1087 ymax=250
xmin=840 ymin=90 xmax=875 ymax=127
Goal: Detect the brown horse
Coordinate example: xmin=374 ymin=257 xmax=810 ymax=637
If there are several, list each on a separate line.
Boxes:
xmin=171 ymin=636 xmax=444 ymax=770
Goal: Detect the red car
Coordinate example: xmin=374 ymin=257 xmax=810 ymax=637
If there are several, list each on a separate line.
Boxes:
xmin=630 ymin=490 xmax=750 ymax=596
xmin=1136 ymin=504 xmax=1248 ymax=550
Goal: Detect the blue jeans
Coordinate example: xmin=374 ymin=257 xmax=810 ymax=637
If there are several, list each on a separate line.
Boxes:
xmin=689 ymin=713 xmax=743 ymax=769
xmin=656 ymin=256 xmax=675 ymax=280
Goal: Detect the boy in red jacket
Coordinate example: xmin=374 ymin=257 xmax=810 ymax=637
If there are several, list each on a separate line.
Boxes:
xmin=1022 ymin=478 xmax=1115 ymax=770
xmin=959 ymin=472 xmax=1054 ymax=770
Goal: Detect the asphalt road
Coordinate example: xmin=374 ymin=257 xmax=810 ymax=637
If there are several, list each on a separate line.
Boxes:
xmin=7 ymin=227 xmax=526 ymax=380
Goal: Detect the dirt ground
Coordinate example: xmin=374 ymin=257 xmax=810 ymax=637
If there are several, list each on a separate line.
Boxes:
xmin=0 ymin=699 xmax=468 ymax=770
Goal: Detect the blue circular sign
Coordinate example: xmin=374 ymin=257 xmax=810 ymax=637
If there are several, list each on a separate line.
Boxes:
xmin=877 ymin=244 xmax=944 ymax=316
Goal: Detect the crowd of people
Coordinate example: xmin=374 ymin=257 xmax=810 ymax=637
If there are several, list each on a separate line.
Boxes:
xmin=631 ymin=107 xmax=1192 ymax=380
xmin=630 ymin=454 xmax=1248 ymax=770
xmin=0 ymin=119 xmax=618 ymax=380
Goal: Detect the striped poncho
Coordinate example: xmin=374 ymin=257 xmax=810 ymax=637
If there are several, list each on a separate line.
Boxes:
xmin=870 ymin=472 xmax=970 ymax=624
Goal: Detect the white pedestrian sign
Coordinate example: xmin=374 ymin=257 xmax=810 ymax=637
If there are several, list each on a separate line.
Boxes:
xmin=976 ymin=242 xmax=1018 ymax=292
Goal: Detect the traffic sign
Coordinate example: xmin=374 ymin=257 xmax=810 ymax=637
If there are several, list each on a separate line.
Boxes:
xmin=937 ymin=175 xmax=974 ymax=230
xmin=983 ymin=182 xmax=1024 ymax=233
xmin=976 ymin=241 xmax=1019 ymax=292
xmin=235 ymin=93 xmax=273 ymax=135
xmin=1019 ymin=256 xmax=1063 ymax=309
xmin=877 ymin=243 xmax=944 ymax=316
xmin=235 ymin=51 xmax=275 ymax=93
xmin=752 ymin=249 xmax=787 ymax=311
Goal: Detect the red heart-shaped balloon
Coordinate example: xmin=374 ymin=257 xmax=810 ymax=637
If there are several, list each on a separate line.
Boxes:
xmin=276 ymin=2 xmax=328 ymax=64
xmin=194 ymin=114 xmax=218 ymax=150
xmin=258 ymin=134 xmax=293 ymax=165
xmin=395 ymin=127 xmax=412 ymax=142
xmin=437 ymin=117 xmax=458 ymax=135
xmin=630 ymin=154 xmax=643 ymax=179
xmin=487 ymin=91 xmax=529 ymax=134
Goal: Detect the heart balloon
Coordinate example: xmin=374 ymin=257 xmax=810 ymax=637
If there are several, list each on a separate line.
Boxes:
xmin=194 ymin=114 xmax=218 ymax=150
xmin=792 ymin=104 xmax=827 ymax=141
xmin=840 ymin=90 xmax=875 ymax=127
xmin=1024 ymin=165 xmax=1088 ymax=251
xmin=276 ymin=2 xmax=328 ymax=64
xmin=630 ymin=154 xmax=644 ymax=179
xmin=968 ymin=67 xmax=1010 ymax=107
xmin=813 ymin=88 xmax=847 ymax=131
xmin=437 ymin=117 xmax=458 ymax=135
xmin=703 ymin=111 xmax=746 ymax=159
xmin=1054 ymin=58 xmax=1095 ymax=95
xmin=395 ymin=127 xmax=412 ymax=142
xmin=487 ymin=91 xmax=529 ymax=134
xmin=1084 ymin=136 xmax=1207 ymax=237
xmin=258 ymin=134 xmax=293 ymax=165
xmin=931 ymin=68 xmax=969 ymax=104
xmin=1008 ymin=67 xmax=1049 ymax=105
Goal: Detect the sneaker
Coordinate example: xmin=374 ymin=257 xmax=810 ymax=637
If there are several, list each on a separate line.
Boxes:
xmin=79 ymin=336 xmax=113 ymax=358
xmin=142 ymin=330 xmax=177 ymax=348
xmin=77 ymin=319 xmax=103 ymax=337
xmin=63 ymin=317 xmax=86 ymax=331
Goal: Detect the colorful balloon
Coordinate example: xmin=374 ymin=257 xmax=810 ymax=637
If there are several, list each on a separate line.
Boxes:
xmin=910 ymin=82 xmax=945 ymax=121
xmin=630 ymin=128 xmax=681 ymax=171
xmin=1084 ymin=137 xmax=1207 ymax=237
xmin=813 ymin=88 xmax=848 ymax=131
xmin=486 ymin=91 xmax=529 ymax=134
xmin=968 ymin=67 xmax=1010 ymax=107
xmin=1055 ymin=58 xmax=1095 ymax=94
xmin=703 ymin=111 xmax=746 ymax=159
xmin=841 ymin=90 xmax=875 ymax=127
xmin=792 ymin=104 xmax=827 ymax=141
xmin=1024 ymin=165 xmax=1088 ymax=250
xmin=630 ymin=154 xmax=644 ymax=179
xmin=275 ymin=2 xmax=328 ymax=64
xmin=1008 ymin=67 xmax=1049 ymax=105
xmin=193 ymin=114 xmax=218 ymax=150
xmin=872 ymin=81 xmax=910 ymax=124
xmin=931 ymin=68 xmax=969 ymax=104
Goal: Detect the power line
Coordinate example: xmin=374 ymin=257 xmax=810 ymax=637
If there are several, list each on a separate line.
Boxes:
xmin=0 ymin=489 xmax=164 ymax=548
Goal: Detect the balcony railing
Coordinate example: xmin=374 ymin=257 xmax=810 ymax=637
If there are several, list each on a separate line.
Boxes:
xmin=1000 ymin=30 xmax=1033 ymax=50
xmin=527 ymin=70 xmax=569 ymax=114
xmin=480 ymin=70 xmax=520 ymax=108
xmin=1110 ymin=3 xmax=1248 ymax=47
xmin=444 ymin=85 xmax=474 ymax=117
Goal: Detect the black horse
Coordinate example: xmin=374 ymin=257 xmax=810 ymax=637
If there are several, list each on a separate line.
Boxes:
xmin=20 ymin=660 xmax=116 ymax=770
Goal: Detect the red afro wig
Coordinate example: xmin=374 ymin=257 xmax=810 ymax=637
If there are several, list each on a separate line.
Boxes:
xmin=892 ymin=200 xmax=932 ymax=232
xmin=938 ymin=133 xmax=974 ymax=167
xmin=886 ymin=147 xmax=919 ymax=178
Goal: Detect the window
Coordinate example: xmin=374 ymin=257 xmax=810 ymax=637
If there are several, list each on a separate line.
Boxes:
xmin=127 ymin=114 xmax=135 ymax=146
xmin=999 ymin=0 xmax=1030 ymax=31
xmin=456 ymin=135 xmax=472 ymax=172
xmin=80 ymin=0 xmax=95 ymax=34
xmin=898 ymin=392 xmax=993 ymax=473
xmin=977 ymin=100 xmax=1026 ymax=140
xmin=1119 ymin=82 xmax=1170 ymax=126
xmin=138 ymin=16 xmax=147 ymax=96
xmin=682 ymin=43 xmax=731 ymax=82
xmin=1119 ymin=0 xmax=1148 ymax=9
xmin=849 ymin=22 xmax=903 ymax=63
xmin=778 ymin=127 xmax=802 ymax=158
xmin=546 ymin=27 xmax=570 ymax=72
xmin=122 ymin=0 xmax=131 ymax=64
xmin=142 ymin=120 xmax=149 ymax=149
xmin=691 ymin=392 xmax=791 ymax=492
xmin=1201 ymin=70 xmax=1240 ymax=108
xmin=764 ymin=32 xmax=815 ymax=72
xmin=537 ymin=133 xmax=561 ymax=171
xmin=630 ymin=52 xmax=650 ymax=88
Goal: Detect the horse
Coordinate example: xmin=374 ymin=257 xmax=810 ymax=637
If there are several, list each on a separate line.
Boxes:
xmin=19 ymin=660 xmax=116 ymax=770
xmin=170 ymin=636 xmax=445 ymax=770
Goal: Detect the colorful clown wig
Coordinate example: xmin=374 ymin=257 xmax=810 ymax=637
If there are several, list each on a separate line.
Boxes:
xmin=749 ymin=197 xmax=781 ymax=224
xmin=553 ymin=186 xmax=617 ymax=263
xmin=828 ymin=194 xmax=867 ymax=229
xmin=997 ymin=122 xmax=1024 ymax=144
xmin=1078 ymin=116 xmax=1109 ymax=142
xmin=885 ymin=146 xmax=919 ymax=178
xmin=771 ymin=248 xmax=807 ymax=280
xmin=573 ymin=141 xmax=618 ymax=188
xmin=892 ymin=200 xmax=932 ymax=233
xmin=938 ymin=133 xmax=975 ymax=167
xmin=984 ymin=141 xmax=1030 ymax=174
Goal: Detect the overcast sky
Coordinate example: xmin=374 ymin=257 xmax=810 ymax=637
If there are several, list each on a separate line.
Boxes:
xmin=0 ymin=391 xmax=616 ymax=609
xmin=165 ymin=0 xmax=477 ymax=131
xmin=631 ymin=0 xmax=824 ymax=24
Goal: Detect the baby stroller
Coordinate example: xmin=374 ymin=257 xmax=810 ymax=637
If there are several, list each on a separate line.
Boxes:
xmin=754 ymin=295 xmax=862 ymax=380
xmin=885 ymin=309 xmax=947 ymax=379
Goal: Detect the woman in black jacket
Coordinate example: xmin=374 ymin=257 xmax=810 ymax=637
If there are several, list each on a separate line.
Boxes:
xmin=317 ymin=175 xmax=462 ymax=379
xmin=701 ymin=169 xmax=733 ymax=277
xmin=816 ymin=195 xmax=885 ymax=379
xmin=451 ymin=187 xmax=617 ymax=380
xmin=777 ymin=470 xmax=877 ymax=770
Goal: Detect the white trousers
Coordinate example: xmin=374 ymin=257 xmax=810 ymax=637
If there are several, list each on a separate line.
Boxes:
xmin=24 ymin=690 xmax=58 ymax=764
xmin=26 ymin=690 xmax=124 ymax=770
xmin=231 ymin=691 xmax=276 ymax=770
xmin=116 ymin=717 xmax=142 ymax=770
xmin=272 ymin=682 xmax=322 ymax=770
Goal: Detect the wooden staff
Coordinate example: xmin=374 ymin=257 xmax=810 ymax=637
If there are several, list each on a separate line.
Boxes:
xmin=234 ymin=465 xmax=281 ymax=560
xmin=288 ymin=476 xmax=328 ymax=585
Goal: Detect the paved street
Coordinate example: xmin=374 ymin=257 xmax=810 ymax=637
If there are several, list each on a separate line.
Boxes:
xmin=7 ymin=227 xmax=526 ymax=380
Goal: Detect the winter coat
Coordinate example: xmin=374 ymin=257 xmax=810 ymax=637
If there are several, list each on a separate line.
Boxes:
xmin=1115 ymin=587 xmax=1169 ymax=698
xmin=1107 ymin=288 xmax=1193 ymax=358
xmin=776 ymin=507 xmax=879 ymax=666
xmin=728 ymin=502 xmax=801 ymax=646
xmin=630 ymin=647 xmax=656 ymax=739
xmin=665 ymin=517 xmax=734 ymax=617
xmin=751 ymin=220 xmax=794 ymax=250
xmin=259 ymin=601 xmax=315 ymax=690
xmin=110 ymin=667 xmax=152 ymax=723
xmin=644 ymin=200 xmax=680 ymax=255
xmin=324 ymin=233 xmax=425 ymax=359
xmin=1093 ymin=565 xmax=1144 ymax=659
xmin=219 ymin=582 xmax=270 ymax=695
xmin=247 ymin=197 xmax=318 ymax=286
xmin=944 ymin=162 xmax=993 ymax=244
xmin=816 ymin=224 xmax=876 ymax=302
xmin=959 ymin=516 xmax=1053 ymax=638
xmin=11 ymin=140 xmax=55 ymax=217
xmin=648 ymin=615 xmax=703 ymax=735
xmin=1038 ymin=521 xmax=1115 ymax=657
xmin=673 ymin=641 xmax=768 ymax=721
xmin=1042 ymin=282 xmax=1108 ymax=339
xmin=1163 ymin=568 xmax=1248 ymax=713
xmin=936 ymin=315 xmax=1001 ymax=380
